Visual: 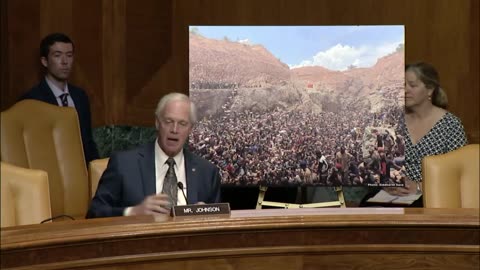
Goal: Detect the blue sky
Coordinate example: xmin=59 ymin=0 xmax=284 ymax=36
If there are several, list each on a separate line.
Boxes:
xmin=190 ymin=25 xmax=404 ymax=71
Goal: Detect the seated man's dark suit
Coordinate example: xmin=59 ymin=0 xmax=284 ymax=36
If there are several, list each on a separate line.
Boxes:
xmin=20 ymin=79 xmax=99 ymax=164
xmin=86 ymin=141 xmax=221 ymax=218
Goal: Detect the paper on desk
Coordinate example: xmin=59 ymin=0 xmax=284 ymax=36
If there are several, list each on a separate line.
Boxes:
xmin=367 ymin=190 xmax=422 ymax=205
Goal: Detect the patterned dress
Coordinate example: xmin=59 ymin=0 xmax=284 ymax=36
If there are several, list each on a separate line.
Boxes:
xmin=405 ymin=112 xmax=468 ymax=182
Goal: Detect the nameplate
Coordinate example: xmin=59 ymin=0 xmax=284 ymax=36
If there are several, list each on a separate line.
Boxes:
xmin=172 ymin=203 xmax=231 ymax=218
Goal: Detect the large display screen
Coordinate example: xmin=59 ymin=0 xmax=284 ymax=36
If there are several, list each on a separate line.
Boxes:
xmin=189 ymin=26 xmax=405 ymax=187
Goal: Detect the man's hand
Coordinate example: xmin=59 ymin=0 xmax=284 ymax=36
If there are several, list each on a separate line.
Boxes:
xmin=129 ymin=194 xmax=171 ymax=216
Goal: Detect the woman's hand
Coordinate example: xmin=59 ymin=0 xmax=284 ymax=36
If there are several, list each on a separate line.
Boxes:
xmin=384 ymin=178 xmax=421 ymax=196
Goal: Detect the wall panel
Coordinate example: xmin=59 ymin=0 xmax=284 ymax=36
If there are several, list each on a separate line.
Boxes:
xmin=1 ymin=0 xmax=478 ymax=142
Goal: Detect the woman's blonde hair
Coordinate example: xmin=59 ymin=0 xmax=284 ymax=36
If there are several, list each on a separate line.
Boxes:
xmin=406 ymin=62 xmax=448 ymax=109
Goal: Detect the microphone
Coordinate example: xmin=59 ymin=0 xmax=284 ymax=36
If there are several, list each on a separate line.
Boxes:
xmin=172 ymin=182 xmax=230 ymax=218
xmin=177 ymin=182 xmax=189 ymax=205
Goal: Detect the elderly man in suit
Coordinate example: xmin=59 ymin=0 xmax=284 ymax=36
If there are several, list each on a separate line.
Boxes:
xmin=20 ymin=33 xmax=99 ymax=164
xmin=86 ymin=93 xmax=221 ymax=218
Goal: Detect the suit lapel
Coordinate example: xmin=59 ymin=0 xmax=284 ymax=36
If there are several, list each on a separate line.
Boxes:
xmin=184 ymin=150 xmax=198 ymax=203
xmin=68 ymin=86 xmax=84 ymax=117
xmin=138 ymin=142 xmax=156 ymax=196
xmin=68 ymin=86 xmax=81 ymax=105
xmin=39 ymin=79 xmax=59 ymax=105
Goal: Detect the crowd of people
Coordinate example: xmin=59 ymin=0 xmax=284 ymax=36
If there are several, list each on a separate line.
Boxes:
xmin=189 ymin=88 xmax=406 ymax=187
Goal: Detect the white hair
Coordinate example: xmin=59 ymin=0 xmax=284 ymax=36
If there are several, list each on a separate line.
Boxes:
xmin=155 ymin=92 xmax=197 ymax=128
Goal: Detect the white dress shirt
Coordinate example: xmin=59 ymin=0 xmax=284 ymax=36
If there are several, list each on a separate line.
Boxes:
xmin=154 ymin=139 xmax=188 ymax=206
xmin=45 ymin=76 xmax=75 ymax=107
xmin=123 ymin=141 xmax=188 ymax=216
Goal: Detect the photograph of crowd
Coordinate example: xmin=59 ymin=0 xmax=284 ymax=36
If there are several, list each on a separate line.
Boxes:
xmin=188 ymin=26 xmax=406 ymax=187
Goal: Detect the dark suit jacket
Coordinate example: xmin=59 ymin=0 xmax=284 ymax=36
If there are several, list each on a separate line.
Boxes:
xmin=20 ymin=78 xmax=99 ymax=164
xmin=86 ymin=142 xmax=221 ymax=218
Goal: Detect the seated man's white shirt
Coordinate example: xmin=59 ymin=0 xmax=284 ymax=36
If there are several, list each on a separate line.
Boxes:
xmin=154 ymin=139 xmax=187 ymax=205
xmin=123 ymin=139 xmax=187 ymax=216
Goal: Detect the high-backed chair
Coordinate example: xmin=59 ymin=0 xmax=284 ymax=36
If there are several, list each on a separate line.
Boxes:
xmin=89 ymin=158 xmax=109 ymax=198
xmin=1 ymin=162 xmax=52 ymax=227
xmin=1 ymin=100 xmax=89 ymax=218
xmin=422 ymin=144 xmax=479 ymax=208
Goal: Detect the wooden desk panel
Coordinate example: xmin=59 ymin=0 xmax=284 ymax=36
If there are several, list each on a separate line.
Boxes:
xmin=1 ymin=208 xmax=479 ymax=270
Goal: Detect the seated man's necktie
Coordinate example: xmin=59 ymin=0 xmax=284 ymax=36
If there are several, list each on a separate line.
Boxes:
xmin=59 ymin=93 xmax=69 ymax=107
xmin=162 ymin=157 xmax=178 ymax=206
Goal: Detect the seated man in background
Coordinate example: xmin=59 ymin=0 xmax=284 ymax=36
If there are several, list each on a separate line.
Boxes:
xmin=20 ymin=33 xmax=99 ymax=164
xmin=86 ymin=93 xmax=221 ymax=218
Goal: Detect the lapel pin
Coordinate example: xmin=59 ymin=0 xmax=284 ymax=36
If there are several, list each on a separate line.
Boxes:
xmin=192 ymin=168 xmax=196 ymax=172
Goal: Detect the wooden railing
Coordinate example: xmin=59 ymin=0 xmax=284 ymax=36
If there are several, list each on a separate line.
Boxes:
xmin=1 ymin=208 xmax=479 ymax=270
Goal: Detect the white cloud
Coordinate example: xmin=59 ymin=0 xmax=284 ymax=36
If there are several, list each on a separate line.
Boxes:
xmin=289 ymin=42 xmax=401 ymax=71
